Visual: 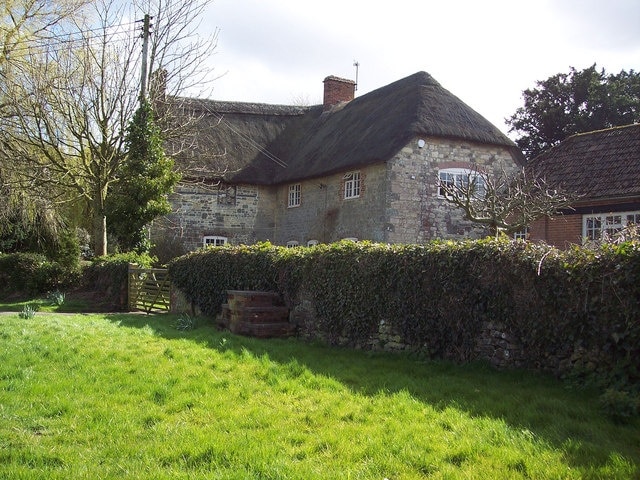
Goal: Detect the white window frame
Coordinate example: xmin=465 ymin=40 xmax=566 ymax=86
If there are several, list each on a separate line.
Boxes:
xmin=513 ymin=227 xmax=529 ymax=241
xmin=203 ymin=235 xmax=228 ymax=247
xmin=583 ymin=211 xmax=640 ymax=241
xmin=286 ymin=240 xmax=299 ymax=248
xmin=307 ymin=239 xmax=319 ymax=247
xmin=438 ymin=168 xmax=485 ymax=199
xmin=344 ymin=171 xmax=361 ymax=199
xmin=288 ymin=183 xmax=301 ymax=208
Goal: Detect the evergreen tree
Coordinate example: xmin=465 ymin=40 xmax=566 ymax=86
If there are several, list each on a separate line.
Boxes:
xmin=106 ymin=99 xmax=180 ymax=253
xmin=506 ymin=65 xmax=640 ymax=159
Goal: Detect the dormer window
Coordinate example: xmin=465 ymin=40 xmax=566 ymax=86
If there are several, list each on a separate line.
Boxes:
xmin=344 ymin=171 xmax=361 ymax=199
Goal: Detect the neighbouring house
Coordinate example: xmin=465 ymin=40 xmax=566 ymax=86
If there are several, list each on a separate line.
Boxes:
xmin=153 ymin=71 xmax=525 ymax=251
xmin=527 ymin=124 xmax=640 ymax=248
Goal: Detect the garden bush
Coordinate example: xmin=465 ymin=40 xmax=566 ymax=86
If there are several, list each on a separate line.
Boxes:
xmin=0 ymin=252 xmax=72 ymax=298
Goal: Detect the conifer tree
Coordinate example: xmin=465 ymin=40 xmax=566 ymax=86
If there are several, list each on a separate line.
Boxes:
xmin=106 ymin=99 xmax=180 ymax=253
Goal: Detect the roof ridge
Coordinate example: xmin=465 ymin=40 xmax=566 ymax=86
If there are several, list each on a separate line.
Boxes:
xmin=567 ymin=123 xmax=640 ymax=139
xmin=170 ymin=96 xmax=312 ymax=115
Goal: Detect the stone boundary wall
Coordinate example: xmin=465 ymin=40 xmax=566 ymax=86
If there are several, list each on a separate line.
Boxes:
xmin=289 ymin=288 xmax=583 ymax=374
xmin=170 ymin=284 xmax=594 ymax=375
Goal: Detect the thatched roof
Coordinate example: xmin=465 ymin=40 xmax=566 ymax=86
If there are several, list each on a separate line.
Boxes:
xmin=174 ymin=71 xmax=523 ymax=184
xmin=167 ymin=98 xmax=308 ymax=180
xmin=528 ymin=124 xmax=640 ymax=200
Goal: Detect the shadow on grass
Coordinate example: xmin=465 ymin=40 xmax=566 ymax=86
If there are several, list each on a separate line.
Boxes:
xmin=105 ymin=312 xmax=639 ymax=474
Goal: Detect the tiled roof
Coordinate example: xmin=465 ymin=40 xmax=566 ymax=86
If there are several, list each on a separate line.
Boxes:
xmin=528 ymin=124 xmax=640 ymax=199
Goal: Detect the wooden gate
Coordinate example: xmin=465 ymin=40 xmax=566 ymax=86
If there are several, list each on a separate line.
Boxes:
xmin=128 ymin=264 xmax=171 ymax=313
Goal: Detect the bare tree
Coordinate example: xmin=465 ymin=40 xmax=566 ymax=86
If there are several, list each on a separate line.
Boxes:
xmin=437 ymin=167 xmax=578 ymax=237
xmin=1 ymin=0 xmax=216 ymax=256
xmin=0 ymin=0 xmax=91 ymax=239
xmin=1 ymin=0 xmax=89 ymax=73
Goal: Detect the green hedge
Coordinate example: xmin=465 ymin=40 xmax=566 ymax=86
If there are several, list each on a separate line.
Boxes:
xmin=0 ymin=252 xmax=74 ymax=297
xmin=168 ymin=239 xmax=640 ymax=390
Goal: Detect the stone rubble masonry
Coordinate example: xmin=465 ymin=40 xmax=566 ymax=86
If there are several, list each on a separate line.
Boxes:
xmin=386 ymin=137 xmax=518 ymax=243
xmin=153 ymin=183 xmax=276 ymax=252
xmin=288 ymin=289 xmax=566 ymax=373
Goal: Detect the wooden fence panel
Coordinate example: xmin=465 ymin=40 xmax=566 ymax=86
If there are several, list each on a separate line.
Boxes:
xmin=128 ymin=264 xmax=171 ymax=313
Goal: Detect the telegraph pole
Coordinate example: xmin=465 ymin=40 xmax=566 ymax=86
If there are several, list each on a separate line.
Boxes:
xmin=139 ymin=14 xmax=151 ymax=100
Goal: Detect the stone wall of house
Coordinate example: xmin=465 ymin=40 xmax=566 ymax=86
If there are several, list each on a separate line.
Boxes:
xmin=152 ymin=183 xmax=276 ymax=251
xmin=272 ymin=134 xmax=520 ymax=247
xmin=158 ymin=137 xmax=521 ymax=251
xmin=272 ymin=164 xmax=389 ymax=245
xmin=386 ymin=137 xmax=520 ymax=243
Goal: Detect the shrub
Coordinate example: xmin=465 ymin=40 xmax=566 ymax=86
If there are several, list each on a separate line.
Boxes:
xmin=174 ymin=313 xmax=199 ymax=331
xmin=48 ymin=290 xmax=66 ymax=306
xmin=150 ymin=235 xmax=187 ymax=266
xmin=18 ymin=304 xmax=37 ymax=319
xmin=168 ymin=242 xmax=285 ymax=316
xmin=0 ymin=252 xmax=70 ymax=297
xmin=47 ymin=227 xmax=82 ymax=271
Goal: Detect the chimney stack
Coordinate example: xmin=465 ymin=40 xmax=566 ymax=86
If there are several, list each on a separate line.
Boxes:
xmin=323 ymin=75 xmax=356 ymax=111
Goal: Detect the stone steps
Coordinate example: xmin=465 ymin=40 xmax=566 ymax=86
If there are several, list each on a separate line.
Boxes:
xmin=218 ymin=290 xmax=294 ymax=338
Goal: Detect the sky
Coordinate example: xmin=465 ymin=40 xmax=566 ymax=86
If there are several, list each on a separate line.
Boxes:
xmin=197 ymin=0 xmax=640 ymax=137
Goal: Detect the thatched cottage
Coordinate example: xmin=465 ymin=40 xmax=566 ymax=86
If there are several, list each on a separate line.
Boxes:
xmin=153 ymin=71 xmax=524 ymax=250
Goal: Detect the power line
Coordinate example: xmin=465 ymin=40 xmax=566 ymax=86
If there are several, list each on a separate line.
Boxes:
xmin=5 ymin=20 xmax=140 ymax=57
xmin=191 ymin=101 xmax=288 ymax=169
xmin=213 ymin=112 xmax=288 ymax=169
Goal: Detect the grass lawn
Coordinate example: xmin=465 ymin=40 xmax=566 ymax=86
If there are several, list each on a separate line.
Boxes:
xmin=0 ymin=312 xmax=637 ymax=479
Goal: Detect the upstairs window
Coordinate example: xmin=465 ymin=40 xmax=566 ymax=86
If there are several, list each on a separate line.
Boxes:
xmin=288 ymin=184 xmax=301 ymax=208
xmin=203 ymin=235 xmax=228 ymax=247
xmin=344 ymin=171 xmax=361 ymax=199
xmin=438 ymin=168 xmax=485 ymax=198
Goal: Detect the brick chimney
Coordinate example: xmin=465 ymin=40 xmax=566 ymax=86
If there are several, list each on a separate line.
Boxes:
xmin=323 ymin=75 xmax=356 ymax=111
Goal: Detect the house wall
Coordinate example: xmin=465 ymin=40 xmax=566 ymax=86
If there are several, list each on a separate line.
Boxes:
xmin=152 ymin=183 xmax=276 ymax=251
xmin=386 ymin=137 xmax=520 ymax=243
xmin=273 ymin=164 xmax=389 ymax=245
xmin=529 ymin=215 xmax=582 ymax=248
xmin=157 ymin=137 xmax=520 ymax=250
